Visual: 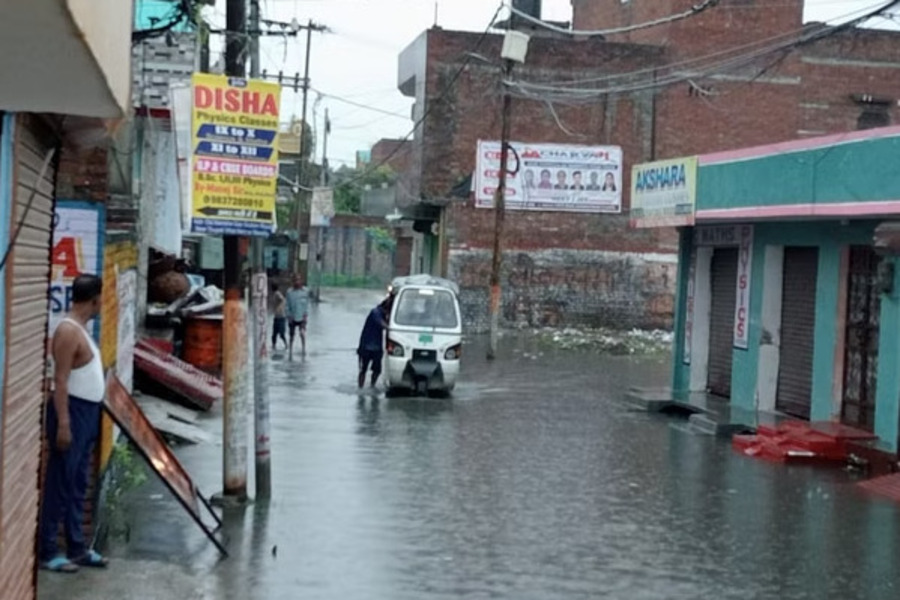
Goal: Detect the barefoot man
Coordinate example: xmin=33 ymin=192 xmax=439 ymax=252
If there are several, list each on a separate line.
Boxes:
xmin=286 ymin=274 xmax=310 ymax=357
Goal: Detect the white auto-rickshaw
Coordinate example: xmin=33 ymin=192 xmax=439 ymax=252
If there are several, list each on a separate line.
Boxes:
xmin=384 ymin=275 xmax=462 ymax=395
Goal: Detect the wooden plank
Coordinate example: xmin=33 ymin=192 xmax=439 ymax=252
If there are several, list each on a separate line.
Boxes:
xmin=151 ymin=416 xmax=213 ymax=445
xmin=135 ymin=394 xmax=201 ymax=424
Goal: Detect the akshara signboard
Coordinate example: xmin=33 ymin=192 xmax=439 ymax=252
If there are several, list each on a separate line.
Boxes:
xmin=475 ymin=141 xmax=623 ymax=213
xmin=630 ymin=156 xmax=697 ymax=228
xmin=190 ymin=73 xmax=281 ymax=236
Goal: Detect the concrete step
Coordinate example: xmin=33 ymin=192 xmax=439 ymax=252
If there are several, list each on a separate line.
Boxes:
xmin=688 ymin=413 xmax=755 ymax=437
xmin=623 ymin=387 xmax=674 ymax=413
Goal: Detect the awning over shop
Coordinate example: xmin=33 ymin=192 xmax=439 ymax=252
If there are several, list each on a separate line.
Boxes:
xmin=631 ymin=126 xmax=900 ymax=227
xmin=0 ymin=0 xmax=133 ymax=118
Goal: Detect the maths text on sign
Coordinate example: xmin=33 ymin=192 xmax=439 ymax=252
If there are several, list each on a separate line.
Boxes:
xmin=695 ymin=225 xmax=743 ymax=247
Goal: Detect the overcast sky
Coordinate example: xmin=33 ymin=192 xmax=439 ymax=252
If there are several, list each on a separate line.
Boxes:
xmin=208 ymin=0 xmax=894 ymax=166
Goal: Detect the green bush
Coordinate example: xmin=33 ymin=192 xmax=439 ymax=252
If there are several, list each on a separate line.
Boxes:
xmin=318 ymin=273 xmax=384 ymax=289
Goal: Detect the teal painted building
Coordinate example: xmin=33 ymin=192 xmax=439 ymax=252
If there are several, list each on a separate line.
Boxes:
xmin=639 ymin=126 xmax=900 ymax=451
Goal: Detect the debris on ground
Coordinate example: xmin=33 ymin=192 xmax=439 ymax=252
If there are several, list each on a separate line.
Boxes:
xmin=134 ymin=393 xmax=211 ymax=445
xmin=133 ymin=340 xmax=222 ymax=411
xmin=146 ymin=247 xmax=222 ymax=324
xmin=531 ymin=327 xmax=673 ymax=355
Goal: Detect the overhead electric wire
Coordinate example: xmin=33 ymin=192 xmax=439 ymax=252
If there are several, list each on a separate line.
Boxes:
xmin=512 ymin=0 xmax=894 ymax=91
xmin=507 ymin=0 xmax=899 ymax=103
xmin=0 ymin=149 xmax=56 ymax=273
xmin=311 ymin=89 xmax=411 ymax=120
xmin=507 ymin=0 xmax=720 ymax=37
xmin=334 ymin=3 xmax=505 ymax=189
xmin=132 ymin=0 xmax=194 ymax=44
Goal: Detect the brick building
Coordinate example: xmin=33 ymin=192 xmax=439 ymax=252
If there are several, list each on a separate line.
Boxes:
xmin=397 ymin=0 xmax=900 ymax=332
xmin=371 ymin=138 xmax=413 ymax=175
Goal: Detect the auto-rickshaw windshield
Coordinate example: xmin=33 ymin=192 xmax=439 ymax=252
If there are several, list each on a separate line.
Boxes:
xmin=393 ymin=288 xmax=459 ymax=329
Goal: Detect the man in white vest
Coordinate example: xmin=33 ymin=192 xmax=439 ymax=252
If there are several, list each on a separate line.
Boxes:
xmin=39 ymin=274 xmax=108 ymax=572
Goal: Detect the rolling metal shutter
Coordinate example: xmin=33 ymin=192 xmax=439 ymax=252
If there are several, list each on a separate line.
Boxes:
xmin=0 ymin=114 xmax=56 ymax=600
xmin=707 ymin=248 xmax=738 ymax=398
xmin=776 ymin=247 xmax=819 ymax=420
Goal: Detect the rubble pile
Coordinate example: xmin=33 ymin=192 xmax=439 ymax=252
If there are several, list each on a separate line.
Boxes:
xmin=534 ymin=327 xmax=673 ymax=355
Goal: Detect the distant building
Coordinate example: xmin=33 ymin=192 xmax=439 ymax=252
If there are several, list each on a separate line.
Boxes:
xmin=396 ymin=0 xmax=900 ymax=332
xmin=370 ymin=138 xmax=412 ymax=175
xmin=356 ymin=149 xmax=372 ymax=170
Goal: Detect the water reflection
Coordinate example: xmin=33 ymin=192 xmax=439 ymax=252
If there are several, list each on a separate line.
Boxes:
xmin=356 ymin=396 xmax=381 ymax=436
xmin=385 ymin=396 xmax=453 ymax=420
xmin=87 ymin=292 xmax=900 ymax=600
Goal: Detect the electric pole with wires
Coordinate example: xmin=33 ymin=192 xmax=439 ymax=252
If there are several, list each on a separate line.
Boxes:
xmin=314 ymin=107 xmax=331 ymax=303
xmin=219 ymin=0 xmax=251 ymax=504
xmin=248 ymin=0 xmax=272 ymax=501
xmin=291 ymin=20 xmax=327 ymax=279
xmin=487 ymin=27 xmax=530 ymax=360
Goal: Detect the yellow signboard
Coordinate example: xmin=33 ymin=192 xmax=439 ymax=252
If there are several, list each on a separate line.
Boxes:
xmin=190 ymin=73 xmax=281 ymax=236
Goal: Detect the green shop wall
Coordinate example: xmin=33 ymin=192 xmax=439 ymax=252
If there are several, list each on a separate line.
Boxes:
xmin=671 ymin=228 xmax=693 ymax=395
xmin=735 ymin=221 xmax=877 ymax=417
xmin=875 ymin=255 xmax=900 ymax=450
xmin=697 ymin=134 xmax=900 ymax=212
xmin=675 ymin=221 xmax=880 ymax=422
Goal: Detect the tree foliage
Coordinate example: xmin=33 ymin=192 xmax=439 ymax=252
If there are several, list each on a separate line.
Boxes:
xmin=331 ymin=165 xmax=396 ymax=214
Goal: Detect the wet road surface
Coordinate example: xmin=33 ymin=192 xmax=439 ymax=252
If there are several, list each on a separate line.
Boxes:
xmin=40 ymin=289 xmax=900 ymax=599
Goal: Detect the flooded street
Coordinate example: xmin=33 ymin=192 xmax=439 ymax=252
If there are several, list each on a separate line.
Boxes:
xmin=42 ymin=290 xmax=900 ymax=600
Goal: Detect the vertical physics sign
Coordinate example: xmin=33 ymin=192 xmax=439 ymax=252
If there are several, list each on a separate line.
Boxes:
xmin=694 ymin=224 xmax=754 ymax=350
xmin=733 ymin=224 xmax=754 ymax=350
xmin=190 ymin=73 xmax=281 ymax=236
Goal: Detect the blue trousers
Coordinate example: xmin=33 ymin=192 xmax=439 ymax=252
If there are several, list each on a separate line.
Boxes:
xmin=39 ymin=395 xmax=101 ymax=561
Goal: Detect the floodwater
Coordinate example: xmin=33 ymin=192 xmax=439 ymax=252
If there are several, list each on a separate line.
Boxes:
xmin=40 ymin=289 xmax=900 ymax=600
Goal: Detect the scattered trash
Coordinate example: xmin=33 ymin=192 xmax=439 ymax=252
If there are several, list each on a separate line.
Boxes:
xmin=534 ymin=327 xmax=673 ymax=355
xmin=135 ymin=393 xmax=211 ymax=444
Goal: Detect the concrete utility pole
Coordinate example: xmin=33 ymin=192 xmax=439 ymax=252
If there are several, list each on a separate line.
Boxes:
xmin=487 ymin=58 xmax=513 ymax=361
xmin=289 ymin=20 xmax=327 ymax=282
xmin=222 ymin=0 xmax=250 ymax=502
xmin=314 ymin=107 xmax=330 ymax=302
xmin=487 ymin=23 xmax=529 ymax=360
xmin=248 ymin=0 xmax=272 ymax=500
xmin=321 ymin=108 xmax=330 ymax=187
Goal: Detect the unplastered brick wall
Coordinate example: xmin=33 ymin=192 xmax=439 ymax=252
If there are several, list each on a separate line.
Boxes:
xmin=448 ymin=247 xmax=677 ymax=333
xmin=572 ymin=0 xmax=804 ymax=57
xmin=444 ymin=197 xmax=678 ymax=331
xmin=418 ymin=30 xmax=664 ymax=203
xmin=56 ymin=143 xmax=109 ymax=202
xmin=414 ymin=30 xmax=678 ymax=330
xmin=571 ymin=1 xmax=900 ymax=159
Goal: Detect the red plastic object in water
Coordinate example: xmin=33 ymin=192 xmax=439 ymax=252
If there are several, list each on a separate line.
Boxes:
xmin=732 ymin=420 xmax=876 ymax=465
